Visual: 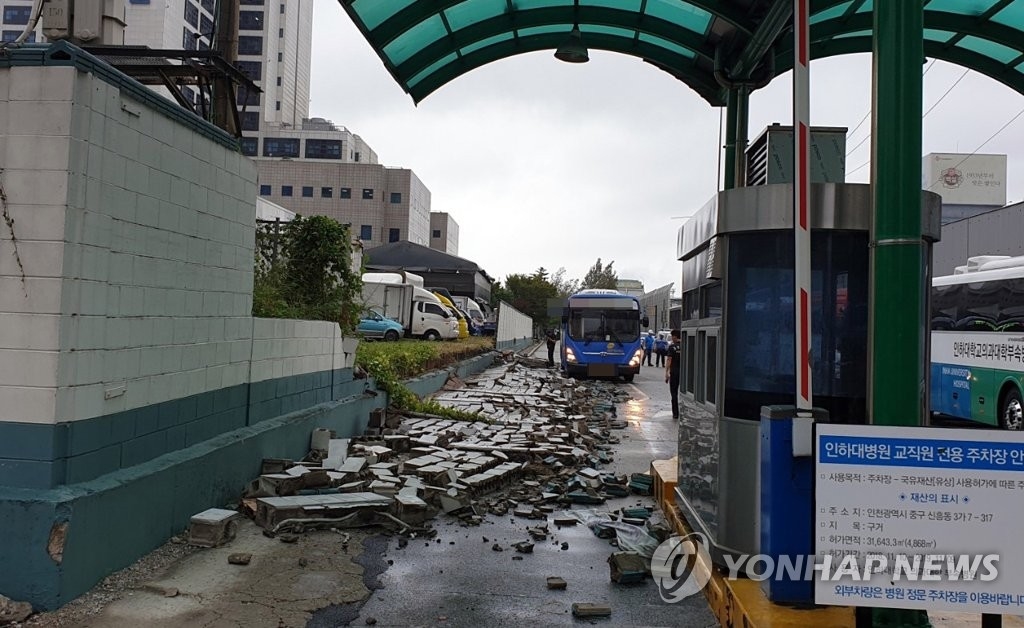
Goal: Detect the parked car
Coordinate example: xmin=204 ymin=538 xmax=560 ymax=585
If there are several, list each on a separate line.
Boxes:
xmin=357 ymin=309 xmax=404 ymax=341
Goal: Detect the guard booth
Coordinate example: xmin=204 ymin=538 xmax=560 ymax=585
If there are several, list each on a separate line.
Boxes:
xmin=675 ymin=182 xmax=942 ymax=566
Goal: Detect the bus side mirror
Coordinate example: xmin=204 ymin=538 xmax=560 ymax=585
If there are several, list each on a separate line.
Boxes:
xmin=641 ymin=316 xmax=649 ymax=327
xmin=561 ymin=308 xmax=568 ymax=324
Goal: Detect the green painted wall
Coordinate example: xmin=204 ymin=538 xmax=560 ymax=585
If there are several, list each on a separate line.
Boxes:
xmin=0 ymin=350 xmax=498 ymax=611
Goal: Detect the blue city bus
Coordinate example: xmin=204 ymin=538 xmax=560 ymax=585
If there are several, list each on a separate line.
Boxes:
xmin=559 ymin=289 xmax=649 ymax=383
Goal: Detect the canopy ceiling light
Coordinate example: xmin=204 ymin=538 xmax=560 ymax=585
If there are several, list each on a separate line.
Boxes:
xmin=554 ymin=25 xmax=589 ymax=63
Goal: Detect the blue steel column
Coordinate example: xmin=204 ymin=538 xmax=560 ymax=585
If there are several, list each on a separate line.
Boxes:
xmin=866 ymin=1 xmax=931 ymax=627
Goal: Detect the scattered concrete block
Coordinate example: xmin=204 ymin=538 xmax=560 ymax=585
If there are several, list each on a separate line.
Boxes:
xmin=188 ymin=508 xmax=241 ymax=547
xmin=227 ymin=553 xmax=252 ymax=565
xmin=546 ymin=577 xmax=567 ymax=590
xmin=572 ymin=603 xmax=611 ymax=618
xmin=260 ymin=458 xmax=292 ymax=474
xmin=255 ymin=493 xmax=392 ymax=529
xmin=608 ymin=552 xmax=647 ymax=584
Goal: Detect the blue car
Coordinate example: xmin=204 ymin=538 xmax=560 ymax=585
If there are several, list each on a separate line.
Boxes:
xmin=357 ymin=310 xmax=404 ymax=341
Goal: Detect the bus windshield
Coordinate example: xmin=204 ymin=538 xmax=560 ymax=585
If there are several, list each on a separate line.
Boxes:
xmin=568 ymin=310 xmax=639 ymax=343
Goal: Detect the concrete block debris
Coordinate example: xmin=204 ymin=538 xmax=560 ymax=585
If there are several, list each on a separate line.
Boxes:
xmin=571 ymin=603 xmax=611 ymax=618
xmin=546 ymin=577 xmax=567 ymax=590
xmin=188 ymin=508 xmax=241 ymax=548
xmin=227 ymin=354 xmax=640 ymax=542
xmin=628 ymin=473 xmax=653 ymax=495
xmin=513 ymin=541 xmax=534 ymax=554
xmin=260 ymin=458 xmax=293 ymax=474
xmin=255 ymin=493 xmax=392 ymax=529
xmin=227 ymin=553 xmax=252 ymax=565
xmin=608 ymin=551 xmax=648 ymax=584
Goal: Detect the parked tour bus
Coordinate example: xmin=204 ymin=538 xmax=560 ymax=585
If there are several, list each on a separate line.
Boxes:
xmin=559 ymin=289 xmax=648 ymax=383
xmin=931 ymin=255 xmax=1024 ymax=430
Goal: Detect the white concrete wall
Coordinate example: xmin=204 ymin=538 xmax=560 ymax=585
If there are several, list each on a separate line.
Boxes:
xmin=495 ymin=301 xmax=533 ymax=347
xmin=0 ymin=64 xmax=356 ymax=428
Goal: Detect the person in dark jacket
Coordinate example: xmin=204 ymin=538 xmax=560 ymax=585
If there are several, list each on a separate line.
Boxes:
xmin=545 ymin=328 xmax=559 ymax=368
xmin=665 ymin=329 xmax=681 ymax=419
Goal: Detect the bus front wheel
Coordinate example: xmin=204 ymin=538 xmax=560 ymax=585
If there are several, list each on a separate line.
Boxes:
xmin=999 ymin=387 xmax=1024 ymax=430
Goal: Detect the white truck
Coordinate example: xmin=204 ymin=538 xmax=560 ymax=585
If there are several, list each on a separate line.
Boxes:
xmin=361 ymin=272 xmax=458 ymax=340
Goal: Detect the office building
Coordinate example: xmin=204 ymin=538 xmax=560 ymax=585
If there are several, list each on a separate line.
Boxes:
xmin=429 ymin=212 xmax=459 ymax=255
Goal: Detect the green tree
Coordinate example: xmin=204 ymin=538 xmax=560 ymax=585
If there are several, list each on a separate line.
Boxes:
xmin=581 ymin=258 xmax=618 ymax=290
xmin=550 ymin=267 xmax=580 ymax=298
xmin=503 ymin=270 xmax=559 ymax=327
xmin=252 ymin=215 xmax=362 ymax=332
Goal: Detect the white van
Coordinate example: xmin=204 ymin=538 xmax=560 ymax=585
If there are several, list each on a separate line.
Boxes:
xmin=412 ymin=287 xmax=459 ymax=340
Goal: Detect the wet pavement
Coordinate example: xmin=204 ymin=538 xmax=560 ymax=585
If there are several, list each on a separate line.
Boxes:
xmin=336 ymin=345 xmax=714 ymax=627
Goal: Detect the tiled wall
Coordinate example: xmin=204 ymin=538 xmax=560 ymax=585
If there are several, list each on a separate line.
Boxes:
xmin=0 ymin=55 xmax=359 ymax=490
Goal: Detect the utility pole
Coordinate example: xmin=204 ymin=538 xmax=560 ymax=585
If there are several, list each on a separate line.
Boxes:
xmin=213 ymin=0 xmax=240 ymax=137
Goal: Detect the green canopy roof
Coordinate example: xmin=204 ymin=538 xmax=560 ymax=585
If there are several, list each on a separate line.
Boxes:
xmin=338 ymin=0 xmax=1024 ymax=105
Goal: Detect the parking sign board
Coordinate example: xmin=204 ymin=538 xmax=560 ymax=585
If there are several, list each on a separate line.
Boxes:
xmin=815 ymin=423 xmax=1024 ymax=613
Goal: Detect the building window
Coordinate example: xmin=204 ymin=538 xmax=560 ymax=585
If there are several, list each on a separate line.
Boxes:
xmin=239 ymin=0 xmax=264 ymax=4
xmin=277 ymin=52 xmax=283 ymax=62
xmin=3 ymin=5 xmax=31 ymax=24
xmin=278 ymin=27 xmax=283 ymax=37
xmin=302 ymin=186 xmax=313 ymax=198
xmin=354 ymin=152 xmax=361 ymax=162
xmin=199 ymin=14 xmax=213 ymax=39
xmin=235 ymin=60 xmax=262 ymax=81
xmin=275 ymin=101 xmax=281 ymax=111
xmin=238 ymin=11 xmax=263 ymax=30
xmin=182 ymin=28 xmax=197 ymax=50
xmin=340 ymin=188 xmax=351 ymax=199
xmin=240 ymin=137 xmax=258 ymax=156
xmin=262 ymin=138 xmax=299 ymax=158
xmin=259 ymin=184 xmax=272 ymax=196
xmin=129 ymin=0 xmax=151 ymax=4
xmin=184 ymin=2 xmax=199 ymax=27
xmin=276 ymin=76 xmax=281 ymax=86
xmin=321 ymin=187 xmax=333 ymax=198
xmin=305 ymin=139 xmax=342 ymax=160
xmin=237 ymin=35 xmax=263 ymax=55
xmin=281 ymin=185 xmax=293 ymax=197
xmin=200 ymin=0 xmax=214 ymax=12
xmin=240 ymin=111 xmax=260 ymax=132
xmin=360 ymin=225 xmax=372 ymax=241
xmin=389 ymin=228 xmax=400 ymax=243
xmin=362 ymin=188 xmax=373 ymax=200
xmin=237 ymin=86 xmax=259 ymax=106
xmin=280 ymin=3 xmax=285 ymax=13
xmin=390 ymin=192 xmax=402 ymax=204
xmin=432 ymin=229 xmax=441 ymax=238
xmin=180 ymin=86 xmax=195 ymax=104
xmin=1 ymin=29 xmax=33 ymax=42
xmin=197 ymin=38 xmax=210 ymax=51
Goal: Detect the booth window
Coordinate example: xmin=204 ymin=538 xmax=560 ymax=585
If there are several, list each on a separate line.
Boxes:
xmin=701 ymin=283 xmax=722 ymax=318
xmin=706 ymin=335 xmax=718 ymax=405
xmin=685 ymin=333 xmax=696 ymax=394
xmin=724 ymin=231 xmax=868 ymax=422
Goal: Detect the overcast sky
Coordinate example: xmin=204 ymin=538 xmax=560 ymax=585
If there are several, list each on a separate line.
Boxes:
xmin=309 ymin=2 xmax=1024 ymax=295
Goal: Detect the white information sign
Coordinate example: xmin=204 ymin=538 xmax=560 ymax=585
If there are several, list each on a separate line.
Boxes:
xmin=815 ymin=423 xmax=1024 ymax=613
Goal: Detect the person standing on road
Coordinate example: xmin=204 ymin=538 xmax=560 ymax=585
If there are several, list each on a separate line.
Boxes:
xmin=643 ymin=330 xmax=654 ymax=366
xmin=665 ymin=329 xmax=681 ymax=419
xmin=654 ymin=332 xmax=669 ymax=367
xmin=545 ymin=328 xmax=559 ymax=368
